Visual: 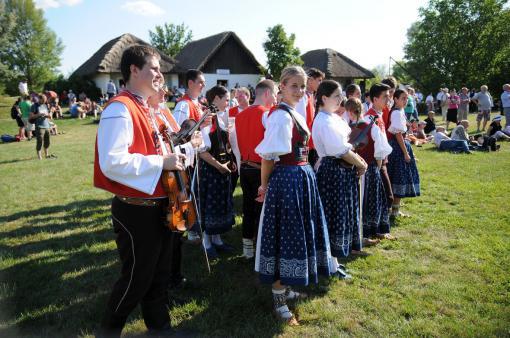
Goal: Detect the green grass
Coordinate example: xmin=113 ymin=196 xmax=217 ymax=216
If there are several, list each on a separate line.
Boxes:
xmin=0 ymin=95 xmax=509 ymax=337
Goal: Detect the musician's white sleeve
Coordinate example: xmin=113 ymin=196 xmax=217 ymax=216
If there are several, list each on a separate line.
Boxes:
xmin=372 ymin=125 xmax=393 ymax=160
xmin=97 ymin=102 xmax=163 ymax=195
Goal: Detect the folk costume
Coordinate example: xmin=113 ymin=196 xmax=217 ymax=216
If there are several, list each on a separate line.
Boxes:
xmin=386 ymin=108 xmax=421 ymax=198
xmin=254 ymin=103 xmax=332 ymax=286
xmin=365 ymin=107 xmax=394 ymax=208
xmin=352 ymin=114 xmax=393 ymax=238
xmin=173 ymin=94 xmax=203 ymax=125
xmin=95 ymin=91 xmax=195 ymax=336
xmin=234 ymin=104 xmax=267 ymax=258
xmin=296 ymin=91 xmax=318 ymax=166
xmin=313 ymin=111 xmax=361 ymax=258
xmin=198 ymin=108 xmax=235 ymax=257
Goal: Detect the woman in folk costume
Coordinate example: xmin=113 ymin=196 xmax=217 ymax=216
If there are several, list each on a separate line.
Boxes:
xmin=198 ymin=85 xmax=235 ymax=259
xmin=386 ymin=89 xmax=421 ymax=218
xmin=349 ymin=84 xmax=394 ymax=243
xmin=313 ymin=84 xmax=368 ymax=279
xmin=254 ymin=66 xmax=332 ymax=325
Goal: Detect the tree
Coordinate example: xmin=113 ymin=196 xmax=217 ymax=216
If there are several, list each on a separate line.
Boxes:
xmin=149 ymin=22 xmax=192 ymax=58
xmin=0 ymin=0 xmax=17 ymax=93
xmin=2 ymin=0 xmax=63 ymax=94
xmin=263 ymin=24 xmax=303 ymax=80
xmin=403 ymin=0 xmax=510 ymax=96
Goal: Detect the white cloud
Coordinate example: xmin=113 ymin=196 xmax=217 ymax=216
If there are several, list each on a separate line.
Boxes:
xmin=121 ymin=0 xmax=165 ymax=16
xmin=35 ymin=0 xmax=83 ymax=10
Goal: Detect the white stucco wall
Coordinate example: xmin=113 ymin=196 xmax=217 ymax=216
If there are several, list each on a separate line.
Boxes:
xmin=93 ymin=73 xmax=124 ymax=94
xmin=203 ymin=74 xmax=262 ymax=91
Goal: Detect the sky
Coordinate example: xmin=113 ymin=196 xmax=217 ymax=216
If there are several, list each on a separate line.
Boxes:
xmin=36 ymin=0 xmax=430 ymax=77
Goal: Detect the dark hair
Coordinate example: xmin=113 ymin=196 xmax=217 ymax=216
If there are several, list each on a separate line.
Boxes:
xmin=369 ymin=83 xmax=390 ymax=102
xmin=381 ymin=76 xmax=397 ymax=89
xmin=391 ymin=88 xmax=408 ymax=111
xmin=185 ymin=69 xmax=203 ymax=88
xmin=345 ymin=84 xmax=361 ymax=98
xmin=255 ymin=79 xmax=276 ymax=96
xmin=206 ymin=85 xmax=228 ymax=105
xmin=315 ymin=80 xmax=341 ymax=112
xmin=364 ymin=92 xmax=370 ymax=98
xmin=306 ymin=67 xmax=325 ymax=79
xmin=120 ymin=45 xmax=160 ymax=83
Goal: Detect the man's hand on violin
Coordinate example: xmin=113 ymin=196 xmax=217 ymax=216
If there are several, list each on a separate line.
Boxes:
xmin=201 ymin=115 xmax=213 ymax=128
xmin=190 ymin=131 xmax=203 ymax=148
xmin=163 ymin=153 xmax=187 ymax=171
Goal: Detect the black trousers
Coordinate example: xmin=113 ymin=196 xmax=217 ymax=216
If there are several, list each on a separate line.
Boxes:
xmin=100 ymin=197 xmax=173 ymax=335
xmin=239 ymin=164 xmax=262 ymax=239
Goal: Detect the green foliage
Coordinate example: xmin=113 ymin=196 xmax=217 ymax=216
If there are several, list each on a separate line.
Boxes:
xmin=2 ymin=0 xmax=63 ymax=94
xmin=0 ymin=0 xmax=17 ymax=94
xmin=44 ymin=75 xmax=102 ymax=101
xmin=149 ymin=22 xmax=192 ymax=58
xmin=403 ymin=0 xmax=510 ymax=96
xmin=263 ymin=24 xmax=303 ymax=80
xmin=360 ymin=64 xmax=387 ymax=90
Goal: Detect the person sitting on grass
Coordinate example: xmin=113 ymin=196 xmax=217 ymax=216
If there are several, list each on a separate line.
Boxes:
xmin=424 ymin=111 xmax=436 ymax=134
xmin=486 ymin=116 xmax=510 ymax=141
xmin=432 ymin=126 xmax=471 ymax=154
xmin=414 ymin=121 xmax=433 ymax=143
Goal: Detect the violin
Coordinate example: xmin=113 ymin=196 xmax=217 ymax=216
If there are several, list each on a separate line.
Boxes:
xmin=209 ymin=104 xmax=236 ymax=173
xmin=159 ymin=124 xmax=198 ymax=233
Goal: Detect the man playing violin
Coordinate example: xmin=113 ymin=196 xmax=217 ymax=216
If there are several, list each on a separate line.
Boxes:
xmin=94 ymin=45 xmax=201 ymax=337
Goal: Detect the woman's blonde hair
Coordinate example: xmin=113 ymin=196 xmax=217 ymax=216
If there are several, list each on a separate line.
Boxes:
xmin=280 ymin=65 xmax=307 ymax=85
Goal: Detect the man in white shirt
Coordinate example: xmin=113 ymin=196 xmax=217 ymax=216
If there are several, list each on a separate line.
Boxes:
xmin=94 ymin=45 xmax=200 ymax=337
xmin=173 ymin=69 xmax=206 ymax=125
xmin=18 ymin=79 xmax=28 ymax=96
xmin=500 ymin=84 xmax=510 ymax=128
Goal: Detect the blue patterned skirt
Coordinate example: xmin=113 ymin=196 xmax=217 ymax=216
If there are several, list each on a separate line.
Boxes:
xmin=317 ymin=157 xmax=361 ymax=258
xmin=199 ymin=160 xmax=234 ymax=235
xmin=387 ymin=138 xmax=421 ymax=198
xmin=255 ymin=164 xmax=332 ymax=286
xmin=363 ymin=164 xmax=390 ymax=236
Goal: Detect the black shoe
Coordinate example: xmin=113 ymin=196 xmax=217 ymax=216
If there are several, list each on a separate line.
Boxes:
xmin=168 ymin=275 xmax=188 ymax=290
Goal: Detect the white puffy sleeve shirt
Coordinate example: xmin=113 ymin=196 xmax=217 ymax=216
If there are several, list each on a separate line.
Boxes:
xmin=312 ymin=111 xmax=352 ymax=158
xmin=255 ymin=106 xmax=309 ymax=161
xmin=97 ymin=102 xmax=164 ymax=195
xmin=172 ymin=100 xmax=190 ymax=125
xmin=388 ymin=108 xmax=408 ymax=134
xmin=200 ymin=109 xmax=229 ymax=152
xmin=370 ymin=117 xmax=393 ymax=160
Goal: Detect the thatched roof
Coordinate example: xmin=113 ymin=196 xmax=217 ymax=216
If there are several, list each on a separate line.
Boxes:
xmin=71 ymin=33 xmax=176 ymax=77
xmin=175 ymin=31 xmax=262 ymax=73
xmin=301 ymin=48 xmax=374 ymax=79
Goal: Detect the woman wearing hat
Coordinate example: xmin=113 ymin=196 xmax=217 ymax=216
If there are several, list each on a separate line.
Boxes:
xmin=487 ymin=115 xmax=510 ymax=141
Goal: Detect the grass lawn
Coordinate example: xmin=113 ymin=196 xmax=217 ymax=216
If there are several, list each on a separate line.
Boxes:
xmin=0 ymin=95 xmax=508 ymax=337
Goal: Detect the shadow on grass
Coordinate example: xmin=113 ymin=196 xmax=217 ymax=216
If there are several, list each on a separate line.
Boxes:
xmin=0 ymin=157 xmax=34 ymax=164
xmin=0 ymin=198 xmax=291 ymax=337
xmin=0 ymin=198 xmax=117 ymax=337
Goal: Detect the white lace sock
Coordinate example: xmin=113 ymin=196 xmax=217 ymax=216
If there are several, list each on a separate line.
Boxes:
xmin=202 ymin=234 xmax=212 ymax=249
xmin=272 ymin=288 xmax=293 ymax=320
xmin=211 ymin=234 xmax=223 ymax=245
xmin=242 ymin=238 xmax=254 ymax=258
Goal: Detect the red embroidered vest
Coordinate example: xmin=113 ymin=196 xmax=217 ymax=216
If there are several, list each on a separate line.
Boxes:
xmin=177 ymin=94 xmax=202 ymax=122
xmin=269 ymin=106 xmax=309 ymax=166
xmin=235 ymin=105 xmax=266 ymax=163
xmin=352 ymin=123 xmax=376 ymax=165
xmin=94 ymin=92 xmax=177 ymax=198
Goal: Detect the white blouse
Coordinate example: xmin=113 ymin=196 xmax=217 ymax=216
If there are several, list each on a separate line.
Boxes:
xmin=255 ymin=104 xmax=310 ymax=161
xmin=97 ymin=101 xmax=194 ymax=196
xmin=388 ymin=108 xmax=408 ymax=134
xmin=200 ymin=108 xmax=229 ymax=152
xmin=312 ymin=111 xmax=353 ymax=158
xmin=351 ymin=116 xmax=393 ymax=160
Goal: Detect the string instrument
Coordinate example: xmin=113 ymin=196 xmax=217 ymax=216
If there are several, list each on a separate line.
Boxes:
xmin=338 ymin=116 xmax=376 ymax=169
xmin=159 ymin=124 xmax=198 ymax=233
xmin=209 ymin=104 xmax=236 ymax=173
